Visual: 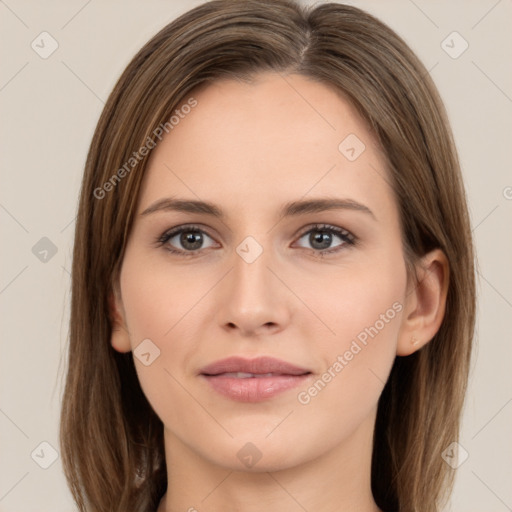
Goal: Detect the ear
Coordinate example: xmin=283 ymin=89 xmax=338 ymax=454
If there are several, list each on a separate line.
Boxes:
xmin=396 ymin=248 xmax=449 ymax=356
xmin=109 ymin=285 xmax=132 ymax=353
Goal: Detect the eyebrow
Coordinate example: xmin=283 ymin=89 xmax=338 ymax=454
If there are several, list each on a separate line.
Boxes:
xmin=140 ymin=196 xmax=376 ymax=220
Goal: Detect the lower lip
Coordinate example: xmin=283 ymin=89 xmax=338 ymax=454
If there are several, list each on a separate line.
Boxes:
xmin=201 ymin=374 xmax=311 ymax=402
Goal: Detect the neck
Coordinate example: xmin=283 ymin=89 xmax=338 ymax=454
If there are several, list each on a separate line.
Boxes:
xmin=157 ymin=409 xmax=381 ymax=512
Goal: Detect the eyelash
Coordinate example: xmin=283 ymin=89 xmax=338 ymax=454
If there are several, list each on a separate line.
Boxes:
xmin=155 ymin=223 xmax=357 ymax=259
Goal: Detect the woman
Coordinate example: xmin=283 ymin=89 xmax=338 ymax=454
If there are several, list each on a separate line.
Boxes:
xmin=59 ymin=1 xmax=476 ymax=511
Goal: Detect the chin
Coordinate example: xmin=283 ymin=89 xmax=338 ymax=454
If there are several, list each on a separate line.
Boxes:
xmin=197 ymin=432 xmax=314 ymax=473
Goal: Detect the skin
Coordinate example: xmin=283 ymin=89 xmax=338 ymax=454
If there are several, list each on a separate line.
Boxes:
xmin=110 ymin=72 xmax=448 ymax=512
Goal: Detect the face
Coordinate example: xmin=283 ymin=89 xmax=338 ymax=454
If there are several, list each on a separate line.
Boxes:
xmin=113 ymin=72 xmax=411 ymax=472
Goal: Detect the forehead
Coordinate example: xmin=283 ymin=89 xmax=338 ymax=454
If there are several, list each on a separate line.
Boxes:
xmin=138 ymin=72 xmax=395 ymax=224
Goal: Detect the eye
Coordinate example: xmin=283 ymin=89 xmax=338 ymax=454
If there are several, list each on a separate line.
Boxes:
xmin=155 ymin=223 xmax=356 ymax=258
xmin=156 ymin=224 xmax=217 ymax=256
xmin=293 ymin=224 xmax=356 ymax=256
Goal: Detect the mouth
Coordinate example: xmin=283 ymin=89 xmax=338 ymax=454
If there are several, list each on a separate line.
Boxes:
xmin=199 ymin=356 xmax=312 ymax=402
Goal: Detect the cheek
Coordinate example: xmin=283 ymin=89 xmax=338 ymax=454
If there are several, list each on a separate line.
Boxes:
xmin=293 ymin=257 xmax=405 ymax=431
xmin=118 ymin=255 xmax=201 ymax=414
xmin=297 ymin=255 xmax=405 ymax=355
xmin=120 ymin=253 xmax=202 ymax=343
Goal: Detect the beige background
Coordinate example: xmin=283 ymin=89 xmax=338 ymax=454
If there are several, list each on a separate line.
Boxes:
xmin=1 ymin=0 xmax=511 ymax=511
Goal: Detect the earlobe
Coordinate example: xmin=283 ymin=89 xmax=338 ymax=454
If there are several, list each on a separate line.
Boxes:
xmin=397 ymin=249 xmax=449 ymax=356
xmin=108 ymin=290 xmax=132 ymax=353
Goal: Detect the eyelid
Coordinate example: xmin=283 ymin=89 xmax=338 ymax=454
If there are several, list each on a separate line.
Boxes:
xmin=294 ymin=223 xmax=355 ymax=242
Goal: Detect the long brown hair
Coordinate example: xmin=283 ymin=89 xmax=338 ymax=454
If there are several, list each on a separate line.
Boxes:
xmin=59 ymin=1 xmax=476 ymax=511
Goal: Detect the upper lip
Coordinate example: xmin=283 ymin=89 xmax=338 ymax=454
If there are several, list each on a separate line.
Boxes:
xmin=199 ymin=356 xmax=311 ymax=376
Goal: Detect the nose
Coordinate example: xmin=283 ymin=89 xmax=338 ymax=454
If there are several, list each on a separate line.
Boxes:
xmin=216 ymin=238 xmax=291 ymax=337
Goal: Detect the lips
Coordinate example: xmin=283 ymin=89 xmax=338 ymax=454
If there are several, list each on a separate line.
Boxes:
xmin=199 ymin=356 xmax=312 ymax=402
xmin=199 ymin=356 xmax=310 ymax=377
